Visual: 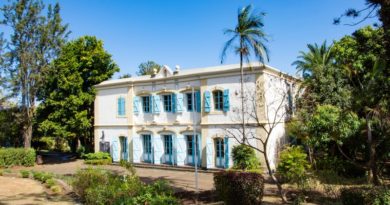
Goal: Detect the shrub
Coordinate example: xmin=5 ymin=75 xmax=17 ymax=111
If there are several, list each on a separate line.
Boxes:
xmin=76 ymin=145 xmax=86 ymax=158
xmin=214 ymin=170 xmax=264 ymax=205
xmin=50 ymin=185 xmax=62 ymax=194
xmin=72 ymin=167 xmax=178 ymax=205
xmin=277 ymin=146 xmax=310 ymax=188
xmin=20 ymin=170 xmax=30 ymax=178
xmin=340 ymin=186 xmax=390 ymax=205
xmin=32 ymin=171 xmax=53 ymax=183
xmin=0 ymin=148 xmax=36 ymax=167
xmin=45 ymin=178 xmax=56 ymax=188
xmin=84 ymin=152 xmax=112 ymax=165
xmin=231 ymin=145 xmax=260 ymax=170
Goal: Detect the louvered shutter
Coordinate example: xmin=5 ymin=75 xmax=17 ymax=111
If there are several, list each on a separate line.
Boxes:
xmin=223 ymin=89 xmax=230 ymax=112
xmin=133 ymin=96 xmax=139 ymax=114
xmin=172 ymin=93 xmax=177 ymax=113
xmin=204 ymin=91 xmax=211 ymax=113
xmin=224 ymin=137 xmax=229 ymax=168
xmin=176 ymin=93 xmax=183 ymax=112
xmin=195 ymin=91 xmax=201 ymax=112
xmin=206 ymin=137 xmax=213 ymax=168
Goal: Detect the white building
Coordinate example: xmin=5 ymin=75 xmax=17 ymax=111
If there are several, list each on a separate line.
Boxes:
xmin=94 ymin=63 xmax=297 ymax=169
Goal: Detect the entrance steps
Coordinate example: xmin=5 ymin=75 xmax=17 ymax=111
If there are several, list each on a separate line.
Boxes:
xmin=132 ymin=163 xmax=223 ymax=173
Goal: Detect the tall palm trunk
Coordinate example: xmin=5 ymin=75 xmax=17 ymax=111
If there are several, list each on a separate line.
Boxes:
xmin=240 ymin=40 xmax=246 ymax=144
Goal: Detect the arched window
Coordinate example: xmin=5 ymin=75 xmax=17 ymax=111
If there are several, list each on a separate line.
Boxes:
xmin=213 ymin=90 xmax=224 ymax=111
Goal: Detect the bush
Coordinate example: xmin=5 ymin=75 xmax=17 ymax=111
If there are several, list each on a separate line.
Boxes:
xmin=0 ymin=148 xmax=36 ymax=167
xmin=72 ymin=167 xmax=178 ymax=205
xmin=214 ymin=170 xmax=264 ymax=205
xmin=50 ymin=185 xmax=62 ymax=194
xmin=277 ymin=146 xmax=310 ymax=187
xmin=20 ymin=170 xmax=30 ymax=178
xmin=340 ymin=186 xmax=390 ymax=205
xmin=231 ymin=145 xmax=260 ymax=170
xmin=32 ymin=171 xmax=53 ymax=183
xmin=45 ymin=178 xmax=56 ymax=188
xmin=84 ymin=152 xmax=112 ymax=165
xmin=76 ymin=145 xmax=86 ymax=158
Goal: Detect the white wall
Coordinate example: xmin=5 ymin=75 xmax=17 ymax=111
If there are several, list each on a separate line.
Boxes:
xmin=96 ymin=87 xmax=128 ymax=125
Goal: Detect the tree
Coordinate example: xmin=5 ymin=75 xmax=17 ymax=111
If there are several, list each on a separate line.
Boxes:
xmin=292 ymin=41 xmax=351 ymax=111
xmin=333 ymin=26 xmax=388 ymax=184
xmin=36 ymin=36 xmax=119 ymax=152
xmin=221 ymin=5 xmax=269 ymax=143
xmin=226 ymin=76 xmax=294 ymax=203
xmin=119 ymin=73 xmax=132 ymax=79
xmin=0 ymin=0 xmax=69 ymax=148
xmin=136 ymin=61 xmax=161 ymax=76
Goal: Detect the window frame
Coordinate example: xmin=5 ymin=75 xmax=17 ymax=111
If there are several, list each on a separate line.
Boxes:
xmin=142 ymin=96 xmax=151 ymax=113
xmin=163 ymin=94 xmax=172 ymax=112
xmin=213 ymin=90 xmax=224 ymax=111
xmin=186 ymin=93 xmax=194 ymax=112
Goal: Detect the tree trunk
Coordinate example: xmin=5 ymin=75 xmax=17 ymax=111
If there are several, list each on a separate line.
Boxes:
xmin=366 ymin=115 xmax=380 ymax=185
xmin=23 ymin=121 xmax=32 ymax=148
xmin=264 ymin=144 xmax=287 ymax=203
xmin=239 ymin=41 xmax=246 ymax=144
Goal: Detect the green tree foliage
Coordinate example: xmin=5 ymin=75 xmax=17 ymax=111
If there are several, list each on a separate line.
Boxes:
xmin=136 ymin=61 xmax=161 ymax=76
xmin=36 ymin=36 xmax=119 ymax=151
xmin=231 ymin=144 xmax=260 ymax=170
xmin=292 ymin=41 xmax=351 ymax=110
xmin=0 ymin=0 xmax=69 ymax=148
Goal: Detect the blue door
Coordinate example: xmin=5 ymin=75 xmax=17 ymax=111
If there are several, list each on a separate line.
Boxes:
xmin=186 ymin=135 xmax=200 ymax=166
xmin=215 ymin=138 xmax=224 ymax=168
xmin=142 ymin=135 xmax=152 ymax=163
xmin=163 ymin=135 xmax=173 ymax=165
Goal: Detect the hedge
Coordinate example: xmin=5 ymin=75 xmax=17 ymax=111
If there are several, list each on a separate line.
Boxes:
xmin=214 ymin=170 xmax=264 ymax=205
xmin=83 ymin=152 xmax=112 ymax=165
xmin=340 ymin=186 xmax=390 ymax=205
xmin=0 ymin=148 xmax=36 ymax=167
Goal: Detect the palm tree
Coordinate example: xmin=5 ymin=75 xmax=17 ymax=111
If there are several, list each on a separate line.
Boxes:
xmin=221 ymin=5 xmax=269 ymax=143
xmin=292 ymin=41 xmax=333 ymax=78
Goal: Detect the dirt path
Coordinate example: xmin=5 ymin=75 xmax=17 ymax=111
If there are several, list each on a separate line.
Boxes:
xmin=0 ymin=176 xmax=75 ymax=205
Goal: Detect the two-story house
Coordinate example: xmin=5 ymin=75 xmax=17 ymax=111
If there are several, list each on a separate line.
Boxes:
xmin=94 ymin=63 xmax=296 ymax=169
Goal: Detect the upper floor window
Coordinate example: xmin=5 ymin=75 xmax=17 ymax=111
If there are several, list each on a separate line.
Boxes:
xmin=163 ymin=94 xmax=172 ymax=112
xmin=142 ymin=96 xmax=151 ymax=113
xmin=213 ymin=90 xmax=224 ymax=111
xmin=117 ymin=97 xmax=126 ymax=116
xmin=186 ymin=93 xmax=194 ymax=111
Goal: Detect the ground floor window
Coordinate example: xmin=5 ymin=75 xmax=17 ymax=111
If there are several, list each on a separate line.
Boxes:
xmin=142 ymin=134 xmax=152 ymax=163
xmin=215 ymin=138 xmax=224 ymax=168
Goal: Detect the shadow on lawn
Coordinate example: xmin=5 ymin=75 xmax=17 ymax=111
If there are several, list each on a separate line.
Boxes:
xmin=37 ymin=151 xmax=78 ymax=165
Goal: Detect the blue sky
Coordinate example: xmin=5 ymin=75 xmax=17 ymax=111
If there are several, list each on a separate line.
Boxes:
xmin=3 ymin=0 xmax=379 ymax=78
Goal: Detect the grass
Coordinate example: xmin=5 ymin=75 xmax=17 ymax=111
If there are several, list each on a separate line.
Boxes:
xmin=20 ymin=170 xmax=30 ymax=178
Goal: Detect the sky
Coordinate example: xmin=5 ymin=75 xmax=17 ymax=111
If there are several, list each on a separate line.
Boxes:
xmin=2 ymin=0 xmax=379 ymax=78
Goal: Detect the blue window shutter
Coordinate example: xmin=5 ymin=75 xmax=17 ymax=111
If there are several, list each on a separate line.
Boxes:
xmin=112 ymin=140 xmax=119 ymax=162
xmin=204 ymin=91 xmax=210 ymax=113
xmin=121 ymin=97 xmax=126 ymax=115
xmin=223 ymin=89 xmax=230 ymax=112
xmin=153 ymin=95 xmax=160 ymax=114
xmin=176 ymin=93 xmax=183 ymax=112
xmin=224 ymin=137 xmax=229 ymax=168
xmin=206 ymin=137 xmax=213 ymax=168
xmin=172 ymin=93 xmax=177 ymax=113
xmin=133 ymin=96 xmax=139 ymax=114
xmin=195 ymin=91 xmax=201 ymax=112
xmin=117 ymin=98 xmax=121 ymax=116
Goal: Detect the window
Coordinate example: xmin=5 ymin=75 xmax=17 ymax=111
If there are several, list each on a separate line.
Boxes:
xmin=186 ymin=93 xmax=198 ymax=112
xmin=186 ymin=135 xmax=199 ymax=155
xmin=213 ymin=90 xmax=223 ymax=111
xmin=186 ymin=93 xmax=194 ymax=111
xmin=142 ymin=96 xmax=151 ymax=113
xmin=215 ymin=138 xmax=224 ymax=158
xmin=164 ymin=135 xmax=172 ymax=155
xmin=163 ymin=94 xmax=172 ymax=112
xmin=117 ymin=97 xmax=125 ymax=116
